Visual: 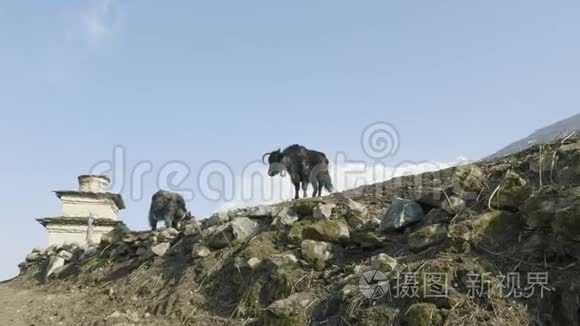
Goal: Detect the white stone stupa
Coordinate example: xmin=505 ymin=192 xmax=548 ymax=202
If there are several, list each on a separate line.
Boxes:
xmin=37 ymin=175 xmax=126 ymax=247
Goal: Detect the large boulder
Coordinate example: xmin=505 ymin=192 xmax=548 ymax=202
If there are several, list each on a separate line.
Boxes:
xmin=408 ymin=224 xmax=447 ymax=252
xmin=378 ymin=198 xmax=425 ymax=232
xmin=301 ymin=240 xmax=333 ymax=270
xmin=302 ymin=220 xmax=350 ymax=244
xmin=490 ymin=171 xmax=531 ymax=210
xmin=521 ymin=187 xmax=580 ymax=229
xmin=449 ymin=211 xmax=520 ymax=249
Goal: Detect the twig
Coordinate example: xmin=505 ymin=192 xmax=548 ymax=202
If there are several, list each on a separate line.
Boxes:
xmin=488 ymin=169 xmax=512 ymax=210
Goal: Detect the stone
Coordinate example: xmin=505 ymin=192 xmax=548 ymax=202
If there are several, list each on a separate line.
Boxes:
xmin=302 ymin=220 xmax=350 ymax=244
xmin=57 ymin=250 xmax=73 ymax=261
xmin=267 ymin=254 xmax=298 ymax=267
xmin=26 ymin=252 xmax=43 ymax=262
xmin=441 ymin=196 xmax=466 ymax=215
xmin=313 ymin=203 xmax=336 ymax=219
xmin=351 ymin=231 xmax=386 ymax=249
xmin=344 ymin=199 xmax=371 ymax=229
xmin=521 ymin=187 xmax=580 ymax=229
xmin=160 ymin=228 xmax=179 ymax=241
xmin=370 ymin=254 xmax=397 ymax=273
xmin=45 ymin=256 xmax=65 ymax=281
xmin=192 ymin=243 xmax=211 ymax=258
xmin=414 ymin=187 xmax=446 ymax=208
xmin=231 ymin=218 xmax=259 ymax=242
xmin=184 ymin=223 xmax=201 ymax=236
xmin=261 ymin=292 xmax=315 ymax=326
xmin=247 ymin=257 xmax=262 ymax=269
xmin=452 ymin=164 xmax=486 ymax=193
xmin=101 ymin=225 xmax=130 ymax=245
xmin=151 ymin=242 xmax=171 ymax=257
xmin=301 ymin=240 xmax=333 ymax=271
xmin=490 ymin=171 xmax=531 ymax=210
xmin=404 ymin=303 xmax=439 ymax=326
xmin=423 ymin=208 xmax=452 ymax=225
xmin=378 ymin=198 xmax=425 ymax=232
xmin=206 ymin=211 xmax=230 ymax=227
xmin=136 ymin=247 xmax=150 ymax=257
xmin=450 ymin=211 xmax=520 ymax=249
xmin=207 ymin=225 xmax=234 ymax=249
xmin=80 ymin=246 xmax=98 ymax=260
xmin=272 ymin=207 xmax=299 ymax=227
xmin=555 ymin=141 xmax=580 ymax=186
xmin=408 ymin=224 xmax=448 ymax=252
xmin=448 ymin=223 xmax=472 ymax=252
xmin=292 ymin=198 xmax=324 ymax=217
xmin=248 ymin=205 xmax=275 ymax=218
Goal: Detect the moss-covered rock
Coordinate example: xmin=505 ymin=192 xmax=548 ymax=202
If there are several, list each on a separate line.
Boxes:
xmin=441 ymin=196 xmax=466 ymax=215
xmin=292 ymin=198 xmax=325 ymax=217
xmin=287 ymin=221 xmax=312 ymax=244
xmin=472 ymin=210 xmax=520 ymax=244
xmin=490 ymin=171 xmax=531 ymax=210
xmin=241 ymin=232 xmax=279 ymax=260
xmin=302 ymin=220 xmax=350 ymax=244
xmin=450 ymin=210 xmax=520 ymax=249
xmin=452 ymin=164 xmax=485 ymax=193
xmin=408 ymin=224 xmax=447 ymax=252
xmin=351 ymin=231 xmax=386 ymax=249
xmin=237 ymin=255 xmax=306 ymax=318
xmin=370 ymin=254 xmax=397 ymax=273
xmin=357 ymin=305 xmax=398 ymax=326
xmin=301 ymin=240 xmax=333 ymax=270
xmin=404 ymin=303 xmax=439 ymax=326
xmin=555 ymin=141 xmax=580 ymax=186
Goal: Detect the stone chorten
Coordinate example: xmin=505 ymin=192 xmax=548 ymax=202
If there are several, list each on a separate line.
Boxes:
xmin=37 ymin=175 xmax=126 ymax=247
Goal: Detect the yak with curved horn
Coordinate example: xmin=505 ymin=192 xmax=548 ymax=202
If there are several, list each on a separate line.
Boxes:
xmin=262 ymin=144 xmax=333 ymax=199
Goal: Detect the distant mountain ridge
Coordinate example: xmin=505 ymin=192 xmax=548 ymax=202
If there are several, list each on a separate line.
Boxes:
xmin=486 ymin=112 xmax=580 ymax=160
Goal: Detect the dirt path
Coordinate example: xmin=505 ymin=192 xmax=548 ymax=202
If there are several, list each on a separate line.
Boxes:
xmin=0 ymin=281 xmax=36 ymax=326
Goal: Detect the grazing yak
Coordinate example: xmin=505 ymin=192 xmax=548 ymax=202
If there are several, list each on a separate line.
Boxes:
xmin=148 ymin=190 xmax=192 ymax=230
xmin=263 ymin=144 xmax=334 ymax=199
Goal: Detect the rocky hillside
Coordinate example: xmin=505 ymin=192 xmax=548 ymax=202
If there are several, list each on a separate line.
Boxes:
xmin=487 ymin=112 xmax=580 ymax=159
xmin=6 ymin=136 xmax=580 ymax=326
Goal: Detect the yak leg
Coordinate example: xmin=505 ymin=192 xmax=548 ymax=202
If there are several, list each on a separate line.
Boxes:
xmin=150 ymin=218 xmax=158 ymax=231
xmin=293 ymin=182 xmax=300 ymax=200
xmin=317 ymin=182 xmax=323 ymax=197
xmin=311 ymin=179 xmax=319 ymax=197
xmin=302 ymin=182 xmax=309 ymax=198
xmin=164 ymin=215 xmax=173 ymax=229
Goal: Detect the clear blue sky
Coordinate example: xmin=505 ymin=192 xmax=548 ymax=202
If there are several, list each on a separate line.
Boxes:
xmin=0 ymin=1 xmax=579 ymax=280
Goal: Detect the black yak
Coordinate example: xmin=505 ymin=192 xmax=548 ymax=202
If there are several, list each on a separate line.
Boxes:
xmin=263 ymin=144 xmax=334 ymax=199
xmin=148 ymin=190 xmax=192 ymax=230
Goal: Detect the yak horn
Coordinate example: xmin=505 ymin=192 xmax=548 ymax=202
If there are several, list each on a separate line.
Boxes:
xmin=262 ymin=152 xmax=271 ymax=164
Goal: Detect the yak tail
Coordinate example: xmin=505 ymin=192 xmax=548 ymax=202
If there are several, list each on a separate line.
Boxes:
xmin=148 ymin=204 xmax=157 ymax=231
xmin=319 ymin=171 xmax=334 ymax=193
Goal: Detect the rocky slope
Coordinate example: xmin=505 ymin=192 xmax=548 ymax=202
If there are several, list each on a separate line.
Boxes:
xmin=6 ymin=136 xmax=580 ymax=326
